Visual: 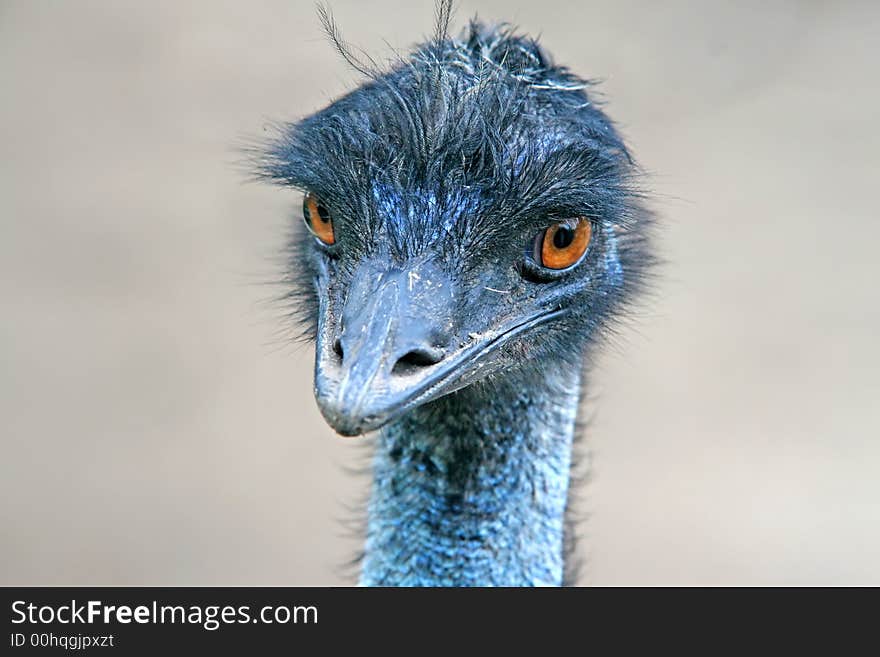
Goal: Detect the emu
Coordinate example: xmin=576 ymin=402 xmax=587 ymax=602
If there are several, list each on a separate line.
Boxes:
xmin=257 ymin=4 xmax=653 ymax=586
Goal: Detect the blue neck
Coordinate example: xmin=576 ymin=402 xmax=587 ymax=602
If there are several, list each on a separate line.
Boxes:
xmin=360 ymin=365 xmax=581 ymax=586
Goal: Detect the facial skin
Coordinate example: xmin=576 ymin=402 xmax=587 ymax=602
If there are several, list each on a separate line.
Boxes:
xmin=306 ymin=203 xmax=618 ymax=436
xmin=260 ymin=27 xmax=649 ymax=436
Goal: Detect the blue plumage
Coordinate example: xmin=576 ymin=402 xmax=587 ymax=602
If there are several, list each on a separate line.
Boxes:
xmin=256 ymin=2 xmax=653 ymax=585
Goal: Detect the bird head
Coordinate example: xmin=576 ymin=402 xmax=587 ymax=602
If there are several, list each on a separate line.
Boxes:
xmin=258 ymin=19 xmax=651 ymax=436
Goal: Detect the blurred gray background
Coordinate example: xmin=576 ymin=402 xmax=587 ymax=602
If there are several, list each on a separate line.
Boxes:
xmin=1 ymin=0 xmax=878 ymax=585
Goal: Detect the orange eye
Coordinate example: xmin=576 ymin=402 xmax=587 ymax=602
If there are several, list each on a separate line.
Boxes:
xmin=302 ymin=193 xmax=335 ymax=245
xmin=535 ymin=217 xmax=592 ymax=270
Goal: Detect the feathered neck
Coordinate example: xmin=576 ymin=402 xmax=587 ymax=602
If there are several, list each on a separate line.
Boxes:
xmin=360 ymin=363 xmax=581 ymax=586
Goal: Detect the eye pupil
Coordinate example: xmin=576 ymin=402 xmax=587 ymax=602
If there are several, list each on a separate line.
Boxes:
xmin=316 ymin=204 xmax=330 ymax=224
xmin=552 ymin=226 xmax=574 ymax=250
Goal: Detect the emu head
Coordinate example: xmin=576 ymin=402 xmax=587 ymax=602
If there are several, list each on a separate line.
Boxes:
xmin=260 ymin=21 xmax=650 ymax=436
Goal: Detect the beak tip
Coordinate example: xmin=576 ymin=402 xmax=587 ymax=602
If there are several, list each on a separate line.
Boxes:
xmin=315 ymin=392 xmax=384 ymax=437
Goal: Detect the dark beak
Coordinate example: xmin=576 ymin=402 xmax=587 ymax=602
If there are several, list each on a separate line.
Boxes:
xmin=314 ymin=260 xmax=456 ymax=436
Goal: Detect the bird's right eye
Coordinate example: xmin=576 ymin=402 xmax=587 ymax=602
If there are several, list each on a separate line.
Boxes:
xmin=302 ymin=192 xmax=335 ymax=245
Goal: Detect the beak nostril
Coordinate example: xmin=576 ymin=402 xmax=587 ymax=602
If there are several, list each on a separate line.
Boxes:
xmin=392 ymin=346 xmax=445 ymax=375
xmin=332 ymin=336 xmax=344 ymax=361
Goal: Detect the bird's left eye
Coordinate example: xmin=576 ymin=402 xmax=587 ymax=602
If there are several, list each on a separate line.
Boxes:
xmin=302 ymin=192 xmax=335 ymax=245
xmin=533 ymin=217 xmax=592 ymax=270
